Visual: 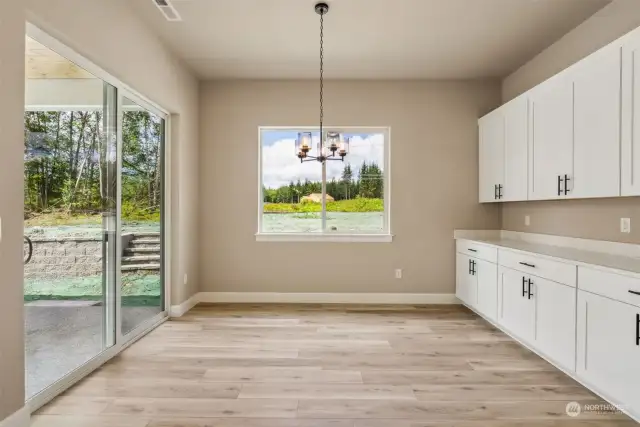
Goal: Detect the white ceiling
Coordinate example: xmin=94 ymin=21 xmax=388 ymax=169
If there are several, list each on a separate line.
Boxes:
xmin=130 ymin=0 xmax=610 ymax=80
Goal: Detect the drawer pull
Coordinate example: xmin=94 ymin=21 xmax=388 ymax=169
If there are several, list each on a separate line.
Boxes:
xmin=519 ymin=262 xmax=536 ymax=268
xmin=467 ymin=249 xmax=477 ymax=253
xmin=629 ymin=290 xmax=640 ymax=297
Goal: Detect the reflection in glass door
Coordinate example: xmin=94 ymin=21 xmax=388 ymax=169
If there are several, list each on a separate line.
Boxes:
xmin=120 ymin=97 xmax=165 ymax=335
xmin=23 ymin=36 xmax=117 ymax=398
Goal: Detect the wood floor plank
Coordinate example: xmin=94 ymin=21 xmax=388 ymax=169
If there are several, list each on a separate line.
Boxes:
xmin=147 ymin=420 xmax=354 ymax=427
xmin=102 ymin=398 xmax=298 ymax=418
xmin=412 ymin=384 xmax=598 ymax=401
xmin=30 ymin=415 xmax=150 ymax=427
xmin=238 ymin=383 xmax=416 ymax=400
xmin=361 ymin=370 xmax=579 ymax=386
xmin=352 ymin=421 xmax=638 ymax=427
xmin=35 ymin=397 xmax=114 ymax=415
xmin=203 ymin=367 xmax=363 ymax=383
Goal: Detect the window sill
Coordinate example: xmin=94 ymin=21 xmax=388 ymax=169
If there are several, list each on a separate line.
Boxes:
xmin=255 ymin=233 xmax=393 ymax=243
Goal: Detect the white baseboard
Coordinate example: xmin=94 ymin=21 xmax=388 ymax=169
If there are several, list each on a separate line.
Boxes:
xmin=0 ymin=407 xmax=29 ymax=427
xmin=169 ymin=293 xmax=200 ymax=317
xmin=198 ymin=292 xmax=459 ymax=305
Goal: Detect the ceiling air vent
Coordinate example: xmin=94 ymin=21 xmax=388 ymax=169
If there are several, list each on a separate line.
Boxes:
xmin=152 ymin=0 xmax=182 ymax=21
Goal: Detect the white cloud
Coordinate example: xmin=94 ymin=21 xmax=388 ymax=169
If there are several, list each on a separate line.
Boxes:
xmin=262 ymin=134 xmax=384 ymax=188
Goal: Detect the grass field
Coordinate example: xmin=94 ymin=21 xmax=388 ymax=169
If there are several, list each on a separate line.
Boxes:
xmin=264 ymin=198 xmax=383 ymax=213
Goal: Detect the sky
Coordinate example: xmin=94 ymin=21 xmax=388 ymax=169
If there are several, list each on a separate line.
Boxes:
xmin=261 ymin=130 xmax=384 ymax=189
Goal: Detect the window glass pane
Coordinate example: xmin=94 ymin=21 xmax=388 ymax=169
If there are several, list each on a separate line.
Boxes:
xmin=261 ymin=129 xmax=322 ymax=233
xmin=325 ymin=132 xmax=385 ymax=233
xmin=121 ymin=97 xmax=165 ymax=335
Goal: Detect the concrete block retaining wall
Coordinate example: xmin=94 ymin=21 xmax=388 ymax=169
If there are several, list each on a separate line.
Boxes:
xmin=25 ymin=237 xmax=103 ymax=279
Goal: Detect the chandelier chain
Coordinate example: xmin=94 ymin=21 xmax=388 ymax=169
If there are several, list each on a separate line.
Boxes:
xmin=319 ymin=10 xmax=324 ymax=143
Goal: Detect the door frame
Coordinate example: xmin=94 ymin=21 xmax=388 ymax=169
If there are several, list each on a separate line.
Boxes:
xmin=25 ymin=22 xmax=172 ymax=412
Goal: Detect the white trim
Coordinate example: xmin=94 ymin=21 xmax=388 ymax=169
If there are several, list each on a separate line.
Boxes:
xmin=255 ymin=233 xmax=393 ymax=243
xmin=199 ymin=292 xmax=458 ymax=305
xmin=170 ymin=293 xmax=201 ymax=317
xmin=258 ymin=126 xmax=391 ymax=236
xmin=0 ymin=407 xmax=29 ymax=427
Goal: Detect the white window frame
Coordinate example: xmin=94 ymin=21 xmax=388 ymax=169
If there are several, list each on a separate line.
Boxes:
xmin=256 ymin=126 xmax=392 ymax=242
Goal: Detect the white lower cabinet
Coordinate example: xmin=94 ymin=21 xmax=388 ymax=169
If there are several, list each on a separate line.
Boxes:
xmin=498 ymin=266 xmax=535 ymax=344
xmin=456 ymin=240 xmax=640 ymax=422
xmin=533 ymin=276 xmax=576 ymax=372
xmin=577 ymin=269 xmax=640 ymax=418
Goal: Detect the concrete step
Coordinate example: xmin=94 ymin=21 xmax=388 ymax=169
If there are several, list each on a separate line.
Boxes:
xmin=124 ymin=246 xmax=161 ymax=254
xmin=122 ymin=255 xmax=161 ymax=263
xmin=131 ymin=232 xmax=160 ymax=238
xmin=131 ymin=239 xmax=161 ymax=245
xmin=122 ymin=263 xmax=161 ymax=271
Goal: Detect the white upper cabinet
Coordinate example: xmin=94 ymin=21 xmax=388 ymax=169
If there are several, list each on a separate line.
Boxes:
xmin=478 ymin=110 xmax=505 ymax=203
xmin=622 ymin=31 xmax=640 ymax=196
xmin=571 ymin=47 xmax=622 ymax=199
xmin=529 ymin=74 xmax=574 ymax=200
xmin=478 ymin=96 xmax=528 ymax=203
xmin=502 ymin=96 xmax=529 ymax=202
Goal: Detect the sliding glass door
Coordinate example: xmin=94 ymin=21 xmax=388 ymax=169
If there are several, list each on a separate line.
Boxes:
xmin=23 ymin=36 xmax=118 ymax=399
xmin=23 ymin=31 xmax=168 ymax=405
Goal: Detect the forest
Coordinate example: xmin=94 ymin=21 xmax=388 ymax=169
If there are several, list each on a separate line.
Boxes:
xmin=24 ymin=110 xmax=163 ymax=225
xmin=263 ymin=162 xmax=384 ymax=205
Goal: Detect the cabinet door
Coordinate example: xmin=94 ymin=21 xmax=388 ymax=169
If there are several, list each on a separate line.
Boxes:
xmin=529 ymin=75 xmax=574 ymax=200
xmin=478 ymin=110 xmax=505 ymax=203
xmin=476 ymin=259 xmax=497 ymax=321
xmin=622 ymin=34 xmax=640 ymax=196
xmin=503 ymin=96 xmax=529 ymax=202
xmin=533 ymin=277 xmax=576 ymax=372
xmin=577 ymin=291 xmax=640 ymax=417
xmin=572 ymin=48 xmax=622 ymax=199
xmin=498 ymin=267 xmax=535 ymax=343
xmin=456 ymin=254 xmax=476 ymax=307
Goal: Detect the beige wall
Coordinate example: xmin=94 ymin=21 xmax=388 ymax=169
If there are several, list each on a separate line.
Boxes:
xmin=199 ymin=80 xmax=502 ymax=294
xmin=0 ymin=0 xmax=199 ymax=422
xmin=0 ymin=2 xmax=27 ymax=422
xmin=501 ymin=0 xmax=640 ymax=243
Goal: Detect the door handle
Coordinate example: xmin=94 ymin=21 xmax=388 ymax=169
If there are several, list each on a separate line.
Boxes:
xmin=636 ymin=313 xmax=639 ymax=346
xmin=527 ymin=279 xmax=534 ymax=299
xmin=564 ymin=174 xmax=571 ymax=195
xmin=522 ymin=276 xmax=527 ymax=297
xmin=557 ymin=175 xmax=564 ymax=196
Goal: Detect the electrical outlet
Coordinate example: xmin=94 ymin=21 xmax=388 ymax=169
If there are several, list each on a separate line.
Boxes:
xmin=621 ymin=218 xmax=631 ymax=234
xmin=525 ymin=215 xmax=530 ymax=227
xmin=395 ymin=269 xmax=402 ymax=279
xmin=184 ymin=273 xmax=188 ymax=285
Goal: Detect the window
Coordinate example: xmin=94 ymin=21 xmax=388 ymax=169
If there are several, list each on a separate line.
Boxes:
xmin=258 ymin=127 xmax=391 ymax=242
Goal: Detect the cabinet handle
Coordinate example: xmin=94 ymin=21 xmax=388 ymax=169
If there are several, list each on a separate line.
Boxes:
xmin=629 ymin=290 xmax=640 ymax=296
xmin=527 ymin=278 xmax=534 ymax=299
xmin=494 ymin=184 xmax=498 ymax=200
xmin=472 ymin=260 xmax=476 ymax=276
xmin=522 ymin=276 xmax=527 ymax=297
xmin=498 ymin=184 xmax=503 ymax=200
xmin=519 ymin=262 xmax=536 ymax=268
xmin=636 ymin=314 xmax=639 ymax=346
xmin=557 ymin=175 xmax=564 ymax=196
xmin=467 ymin=249 xmax=477 ymax=253
xmin=564 ymin=174 xmax=571 ymax=195
xmin=468 ymin=259 xmax=473 ymax=275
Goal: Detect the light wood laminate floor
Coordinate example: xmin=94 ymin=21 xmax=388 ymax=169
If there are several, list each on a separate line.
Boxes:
xmin=32 ymin=304 xmax=637 ymax=426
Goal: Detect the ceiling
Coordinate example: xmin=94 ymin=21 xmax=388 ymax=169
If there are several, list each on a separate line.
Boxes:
xmin=26 ymin=37 xmax=96 ymax=79
xmin=130 ymin=0 xmax=610 ymax=80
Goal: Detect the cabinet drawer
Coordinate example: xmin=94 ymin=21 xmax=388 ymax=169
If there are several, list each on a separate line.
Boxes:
xmin=499 ymin=249 xmax=576 ymax=287
xmin=578 ymin=267 xmax=640 ymax=308
xmin=456 ymin=240 xmax=497 ymax=263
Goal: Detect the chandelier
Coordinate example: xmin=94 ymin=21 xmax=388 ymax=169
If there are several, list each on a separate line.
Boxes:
xmin=296 ymin=2 xmax=349 ymax=163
